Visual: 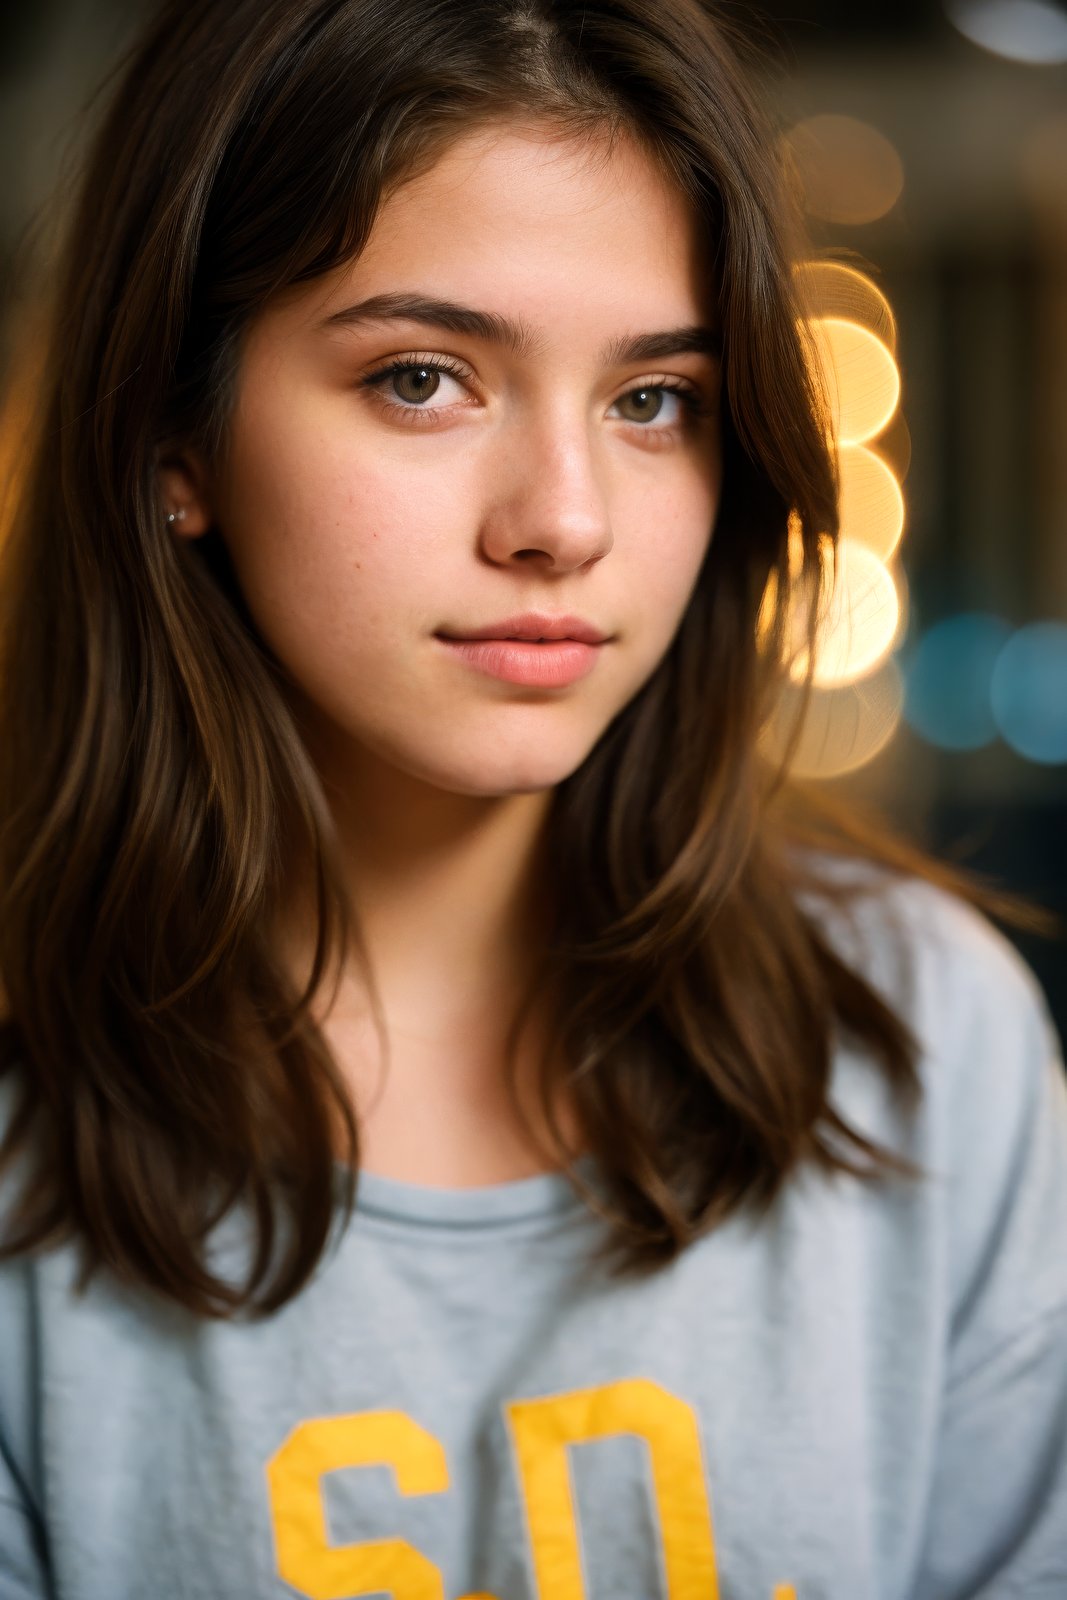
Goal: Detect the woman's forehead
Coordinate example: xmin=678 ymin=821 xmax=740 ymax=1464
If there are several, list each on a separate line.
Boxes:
xmin=370 ymin=118 xmax=694 ymax=242
xmin=281 ymin=119 xmax=714 ymax=347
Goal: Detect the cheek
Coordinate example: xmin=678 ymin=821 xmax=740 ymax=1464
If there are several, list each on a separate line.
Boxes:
xmin=218 ymin=415 xmax=474 ymax=637
xmin=618 ymin=467 xmax=718 ymax=635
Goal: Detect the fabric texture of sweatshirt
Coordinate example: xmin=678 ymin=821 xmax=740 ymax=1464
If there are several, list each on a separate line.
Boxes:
xmin=0 ymin=874 xmax=1066 ymax=1600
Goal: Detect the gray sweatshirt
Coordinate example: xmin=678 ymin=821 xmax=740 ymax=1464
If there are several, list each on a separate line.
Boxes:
xmin=0 ymin=876 xmax=1065 ymax=1600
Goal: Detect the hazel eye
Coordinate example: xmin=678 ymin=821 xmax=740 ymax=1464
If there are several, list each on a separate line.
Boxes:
xmin=391 ymin=365 xmax=442 ymax=404
xmin=612 ymin=384 xmax=705 ymax=428
xmin=360 ymin=356 xmax=473 ymax=416
xmin=616 ymin=386 xmax=667 ymax=423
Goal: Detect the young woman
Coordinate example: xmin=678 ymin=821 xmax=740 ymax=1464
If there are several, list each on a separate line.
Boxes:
xmin=0 ymin=0 xmax=1064 ymax=1595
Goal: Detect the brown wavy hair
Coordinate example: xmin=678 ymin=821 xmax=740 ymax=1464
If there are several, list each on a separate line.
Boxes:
xmin=0 ymin=0 xmax=1043 ymax=1317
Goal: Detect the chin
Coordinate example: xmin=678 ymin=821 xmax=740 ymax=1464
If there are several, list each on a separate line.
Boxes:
xmin=351 ymin=705 xmax=618 ymax=798
xmin=428 ymin=759 xmax=583 ymax=799
xmin=404 ymin=733 xmax=603 ymax=798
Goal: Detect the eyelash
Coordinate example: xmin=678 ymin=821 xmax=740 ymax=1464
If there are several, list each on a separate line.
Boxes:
xmin=359 ymin=353 xmax=712 ymax=432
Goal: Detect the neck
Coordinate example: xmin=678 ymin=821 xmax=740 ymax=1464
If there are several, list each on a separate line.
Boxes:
xmin=340 ymin=762 xmax=553 ymax=1008
xmin=280 ymin=732 xmax=557 ymax=1033
xmin=279 ymin=739 xmax=580 ymax=1180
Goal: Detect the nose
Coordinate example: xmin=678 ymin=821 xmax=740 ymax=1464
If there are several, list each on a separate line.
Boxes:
xmin=477 ymin=404 xmax=614 ymax=573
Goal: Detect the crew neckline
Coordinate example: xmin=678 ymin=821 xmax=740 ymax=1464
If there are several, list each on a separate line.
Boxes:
xmin=337 ymin=1152 xmax=603 ymax=1229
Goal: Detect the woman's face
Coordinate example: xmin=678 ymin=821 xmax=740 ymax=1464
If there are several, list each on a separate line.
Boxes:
xmin=181 ymin=120 xmax=722 ymax=797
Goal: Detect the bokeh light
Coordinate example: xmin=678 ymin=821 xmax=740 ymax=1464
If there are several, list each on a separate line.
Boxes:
xmin=904 ymin=613 xmax=1012 ymax=751
xmin=781 ymin=536 xmax=902 ymax=688
xmin=786 ymin=115 xmax=905 ymax=225
xmin=806 ymin=317 xmax=901 ymax=446
xmin=760 ymin=658 xmax=906 ymax=779
xmin=794 ymin=261 xmax=898 ymax=353
xmin=990 ymin=622 xmax=1067 ymax=763
xmin=837 ymin=445 xmax=906 ymax=560
xmin=808 ymin=540 xmax=902 ymax=686
xmin=770 ymin=262 xmax=910 ymax=775
xmin=871 ymin=415 xmax=913 ymax=484
xmin=945 ymin=0 xmax=1067 ymax=65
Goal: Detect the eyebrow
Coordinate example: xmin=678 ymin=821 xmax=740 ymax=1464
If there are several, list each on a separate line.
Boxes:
xmin=318 ymin=292 xmax=722 ymax=365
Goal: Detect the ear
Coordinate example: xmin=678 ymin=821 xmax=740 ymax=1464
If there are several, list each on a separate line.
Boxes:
xmin=157 ymin=448 xmax=215 ymax=539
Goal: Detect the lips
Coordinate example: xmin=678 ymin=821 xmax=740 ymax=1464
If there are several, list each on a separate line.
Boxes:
xmin=434 ymin=612 xmax=610 ymax=688
xmin=436 ymin=612 xmax=609 ymax=644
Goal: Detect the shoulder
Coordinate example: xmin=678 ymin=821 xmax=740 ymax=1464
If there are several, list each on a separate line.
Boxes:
xmin=803 ymin=865 xmax=1067 ymax=1355
xmin=803 ymin=864 xmax=1061 ymax=1163
xmin=839 ymin=874 xmax=1061 ymax=1187
xmin=798 ymin=862 xmax=1055 ymax=1073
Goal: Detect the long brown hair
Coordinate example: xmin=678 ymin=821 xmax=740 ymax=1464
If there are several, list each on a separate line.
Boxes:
xmin=0 ymin=0 xmax=1043 ymax=1318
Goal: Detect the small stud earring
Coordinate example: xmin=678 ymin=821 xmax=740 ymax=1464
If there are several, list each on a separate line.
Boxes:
xmin=165 ymin=508 xmax=187 ymax=527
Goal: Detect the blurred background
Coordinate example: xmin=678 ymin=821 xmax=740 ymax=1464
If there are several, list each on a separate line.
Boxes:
xmin=0 ymin=0 xmax=1065 ymax=1037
